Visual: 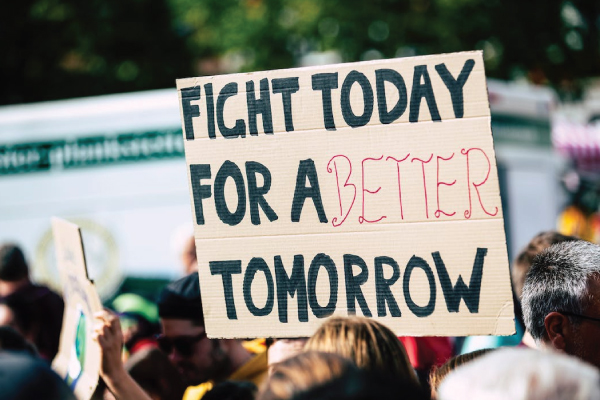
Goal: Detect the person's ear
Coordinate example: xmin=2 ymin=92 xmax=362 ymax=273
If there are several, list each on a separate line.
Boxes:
xmin=544 ymin=312 xmax=569 ymax=350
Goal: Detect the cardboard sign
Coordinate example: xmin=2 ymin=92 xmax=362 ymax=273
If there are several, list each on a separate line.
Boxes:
xmin=51 ymin=218 xmax=103 ymax=400
xmin=177 ymin=51 xmax=514 ymax=338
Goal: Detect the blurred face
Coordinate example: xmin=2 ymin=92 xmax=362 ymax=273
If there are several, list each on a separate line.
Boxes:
xmin=0 ymin=304 xmax=15 ymax=328
xmin=267 ymin=338 xmax=308 ymax=374
xmin=160 ymin=318 xmax=230 ymax=386
xmin=568 ymin=278 xmax=600 ymax=369
xmin=182 ymin=237 xmax=198 ymax=274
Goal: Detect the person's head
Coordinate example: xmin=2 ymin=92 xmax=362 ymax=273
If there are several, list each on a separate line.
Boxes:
xmin=181 ymin=236 xmax=198 ymax=275
xmin=304 ymin=316 xmax=417 ymax=383
xmin=125 ymin=347 xmax=186 ymax=400
xmin=0 ymin=244 xmax=29 ymax=283
xmin=0 ymin=296 xmax=37 ymax=344
xmin=0 ymin=351 xmax=76 ymax=400
xmin=258 ymin=351 xmax=357 ymax=400
xmin=203 ymin=381 xmax=257 ymax=400
xmin=290 ymin=368 xmax=427 ymax=400
xmin=112 ymin=293 xmax=160 ymax=353
xmin=157 ymin=272 xmax=243 ymax=386
xmin=522 ymin=240 xmax=600 ymax=369
xmin=438 ymin=348 xmax=600 ymax=400
xmin=0 ymin=326 xmax=38 ymax=356
xmin=512 ymin=231 xmax=578 ymax=299
xmin=429 ymin=349 xmax=492 ymax=399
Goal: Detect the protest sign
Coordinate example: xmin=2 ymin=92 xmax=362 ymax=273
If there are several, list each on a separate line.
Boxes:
xmin=177 ymin=51 xmax=514 ymax=338
xmin=51 ymin=217 xmax=103 ymax=400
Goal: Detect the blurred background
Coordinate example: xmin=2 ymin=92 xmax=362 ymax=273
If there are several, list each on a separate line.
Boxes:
xmin=0 ymin=0 xmax=599 ymax=302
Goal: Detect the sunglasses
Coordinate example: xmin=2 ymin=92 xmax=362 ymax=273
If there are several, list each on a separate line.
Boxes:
xmin=156 ymin=332 xmax=207 ymax=357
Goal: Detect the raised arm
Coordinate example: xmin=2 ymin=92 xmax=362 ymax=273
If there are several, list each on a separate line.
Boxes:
xmin=93 ymin=310 xmax=153 ymax=400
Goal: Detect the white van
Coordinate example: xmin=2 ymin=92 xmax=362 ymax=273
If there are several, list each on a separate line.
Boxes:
xmin=0 ymin=89 xmax=192 ymax=299
xmin=0 ymin=81 xmax=566 ymax=300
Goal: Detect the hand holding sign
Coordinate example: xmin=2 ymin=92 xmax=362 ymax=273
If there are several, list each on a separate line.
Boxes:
xmin=93 ymin=311 xmax=125 ymax=382
xmin=92 ymin=310 xmax=153 ymax=400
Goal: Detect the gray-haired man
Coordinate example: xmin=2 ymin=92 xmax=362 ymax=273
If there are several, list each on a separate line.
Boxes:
xmin=522 ymin=240 xmax=600 ymax=369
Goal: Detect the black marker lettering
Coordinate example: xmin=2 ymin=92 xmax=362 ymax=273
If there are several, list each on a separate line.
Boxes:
xmin=312 ymin=73 xmax=338 ymax=130
xmin=275 ymin=255 xmax=308 ymax=323
xmin=210 ymin=260 xmax=242 ymax=320
xmin=341 ymin=70 xmax=374 ymax=128
xmin=243 ymin=257 xmax=275 ymax=317
xmin=217 ymin=83 xmax=246 ymax=138
xmin=214 ymin=161 xmax=246 ymax=226
xmin=246 ymin=161 xmax=278 ymax=225
xmin=432 ymin=247 xmax=486 ymax=313
xmin=204 ymin=83 xmax=216 ymax=139
xmin=189 ymin=164 xmax=211 ymax=225
xmin=247 ymin=78 xmax=273 ymax=135
xmin=343 ymin=254 xmax=372 ymax=317
xmin=374 ymin=256 xmax=401 ymax=317
xmin=435 ymin=59 xmax=475 ymax=119
xmin=272 ymin=77 xmax=299 ymax=132
xmin=409 ymin=65 xmax=441 ymax=123
xmin=375 ymin=69 xmax=407 ymax=124
xmin=181 ymin=86 xmax=201 ymax=140
xmin=291 ymin=159 xmax=328 ymax=223
xmin=307 ymin=253 xmax=338 ymax=318
xmin=403 ymin=255 xmax=436 ymax=317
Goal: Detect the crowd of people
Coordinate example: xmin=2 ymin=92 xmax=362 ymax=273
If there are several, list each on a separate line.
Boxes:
xmin=2 ymin=230 xmax=600 ymax=400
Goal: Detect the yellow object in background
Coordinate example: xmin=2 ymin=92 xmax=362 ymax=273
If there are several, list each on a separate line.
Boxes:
xmin=557 ymin=205 xmax=600 ymax=243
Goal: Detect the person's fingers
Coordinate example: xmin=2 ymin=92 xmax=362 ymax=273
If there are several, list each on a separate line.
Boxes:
xmin=104 ymin=312 xmax=121 ymax=336
xmin=102 ymin=323 xmax=111 ymax=337
xmin=97 ymin=333 xmax=107 ymax=348
xmin=96 ymin=310 xmax=123 ymax=339
xmin=94 ymin=310 xmax=110 ymax=323
xmin=110 ymin=314 xmax=123 ymax=336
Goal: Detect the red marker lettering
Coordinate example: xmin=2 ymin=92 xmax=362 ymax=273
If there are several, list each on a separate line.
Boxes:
xmin=359 ymin=155 xmax=386 ymax=224
xmin=462 ymin=148 xmax=499 ymax=219
xmin=327 ymin=155 xmax=356 ymax=227
xmin=435 ymin=153 xmax=457 ymax=218
xmin=386 ymin=154 xmax=410 ymax=220
xmin=411 ymin=154 xmax=434 ymax=219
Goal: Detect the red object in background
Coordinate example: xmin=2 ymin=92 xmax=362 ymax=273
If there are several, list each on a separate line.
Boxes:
xmin=130 ymin=338 xmax=158 ymax=355
xmin=399 ymin=337 xmax=454 ymax=371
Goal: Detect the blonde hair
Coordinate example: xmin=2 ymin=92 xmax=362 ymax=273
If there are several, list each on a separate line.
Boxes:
xmin=258 ymin=351 xmax=356 ymax=400
xmin=304 ymin=316 xmax=417 ymax=382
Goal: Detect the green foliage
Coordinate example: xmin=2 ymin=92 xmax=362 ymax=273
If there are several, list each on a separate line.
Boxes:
xmin=1 ymin=0 xmax=191 ymax=104
xmin=1 ymin=0 xmax=598 ymax=105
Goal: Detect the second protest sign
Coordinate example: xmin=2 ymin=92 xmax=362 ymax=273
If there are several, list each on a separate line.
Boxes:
xmin=177 ymin=51 xmax=514 ymax=338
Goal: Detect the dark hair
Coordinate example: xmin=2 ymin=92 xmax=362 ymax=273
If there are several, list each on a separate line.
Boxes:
xmin=204 ymin=381 xmax=257 ymax=400
xmin=522 ymin=240 xmax=600 ymax=341
xmin=512 ymin=231 xmax=578 ymax=299
xmin=0 ymin=352 xmax=76 ymax=400
xmin=157 ymin=272 xmax=204 ymax=324
xmin=0 ymin=295 xmax=36 ymax=336
xmin=0 ymin=326 xmax=38 ymax=356
xmin=291 ymin=369 xmax=428 ymax=400
xmin=429 ymin=349 xmax=493 ymax=398
xmin=0 ymin=286 xmax=64 ymax=361
xmin=0 ymin=244 xmax=29 ymax=282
